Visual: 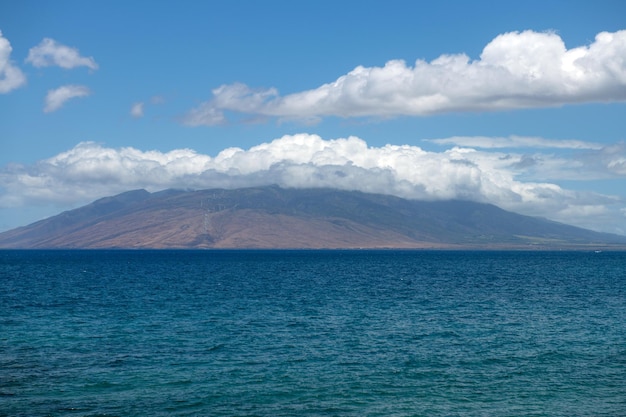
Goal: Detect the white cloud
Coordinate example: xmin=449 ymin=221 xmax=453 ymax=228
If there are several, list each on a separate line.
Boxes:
xmin=1 ymin=134 xmax=625 ymax=234
xmin=184 ymin=101 xmax=227 ymax=126
xmin=26 ymin=38 xmax=98 ymax=70
xmin=44 ymin=85 xmax=91 ymax=113
xmin=184 ymin=30 xmax=626 ymax=126
xmin=426 ymin=135 xmax=603 ymax=150
xmin=130 ymin=102 xmax=144 ymax=118
xmin=600 ymin=142 xmax=626 ymax=175
xmin=130 ymin=97 xmax=166 ymax=118
xmin=0 ymin=31 xmax=27 ymax=93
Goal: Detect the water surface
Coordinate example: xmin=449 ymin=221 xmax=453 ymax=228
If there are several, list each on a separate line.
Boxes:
xmin=1 ymin=250 xmax=625 ymax=416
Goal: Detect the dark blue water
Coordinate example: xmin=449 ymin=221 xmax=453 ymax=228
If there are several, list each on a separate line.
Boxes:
xmin=1 ymin=250 xmax=625 ymax=416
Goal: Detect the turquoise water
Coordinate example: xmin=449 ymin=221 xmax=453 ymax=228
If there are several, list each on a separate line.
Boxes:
xmin=1 ymin=250 xmax=625 ymax=416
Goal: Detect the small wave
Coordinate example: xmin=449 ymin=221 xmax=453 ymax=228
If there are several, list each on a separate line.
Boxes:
xmin=206 ymin=343 xmax=225 ymax=352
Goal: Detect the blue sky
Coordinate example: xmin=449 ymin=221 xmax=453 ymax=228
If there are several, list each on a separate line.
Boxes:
xmin=1 ymin=0 xmax=626 ymax=234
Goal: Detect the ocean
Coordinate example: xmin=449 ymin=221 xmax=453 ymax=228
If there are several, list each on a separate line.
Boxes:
xmin=1 ymin=250 xmax=625 ymax=416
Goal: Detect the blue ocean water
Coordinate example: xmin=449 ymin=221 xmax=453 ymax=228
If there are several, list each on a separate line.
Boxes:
xmin=1 ymin=250 xmax=625 ymax=416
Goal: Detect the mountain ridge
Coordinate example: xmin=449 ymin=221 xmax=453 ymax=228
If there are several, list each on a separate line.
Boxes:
xmin=1 ymin=186 xmax=625 ymax=249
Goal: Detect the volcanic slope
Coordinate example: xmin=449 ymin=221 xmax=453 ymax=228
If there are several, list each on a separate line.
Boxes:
xmin=1 ymin=186 xmax=625 ymax=249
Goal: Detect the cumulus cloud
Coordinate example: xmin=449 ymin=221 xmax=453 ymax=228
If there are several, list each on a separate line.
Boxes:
xmin=44 ymin=85 xmax=91 ymax=113
xmin=0 ymin=31 xmax=27 ymax=93
xmin=1 ymin=134 xmax=625 ymax=234
xmin=130 ymin=102 xmax=144 ymax=118
xmin=183 ymin=30 xmax=626 ymax=126
xmin=26 ymin=38 xmax=98 ymax=70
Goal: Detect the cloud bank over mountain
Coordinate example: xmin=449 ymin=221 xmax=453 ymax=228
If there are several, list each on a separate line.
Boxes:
xmin=1 ymin=134 xmax=624 ymax=234
xmin=184 ymin=30 xmax=626 ymax=126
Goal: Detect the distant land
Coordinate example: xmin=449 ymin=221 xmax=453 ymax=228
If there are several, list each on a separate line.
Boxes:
xmin=1 ymin=186 xmax=625 ymax=250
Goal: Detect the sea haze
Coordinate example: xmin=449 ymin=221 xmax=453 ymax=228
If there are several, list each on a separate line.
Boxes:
xmin=1 ymin=249 xmax=625 ymax=416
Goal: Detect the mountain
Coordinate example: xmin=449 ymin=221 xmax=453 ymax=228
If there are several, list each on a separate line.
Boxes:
xmin=1 ymin=186 xmax=625 ymax=249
